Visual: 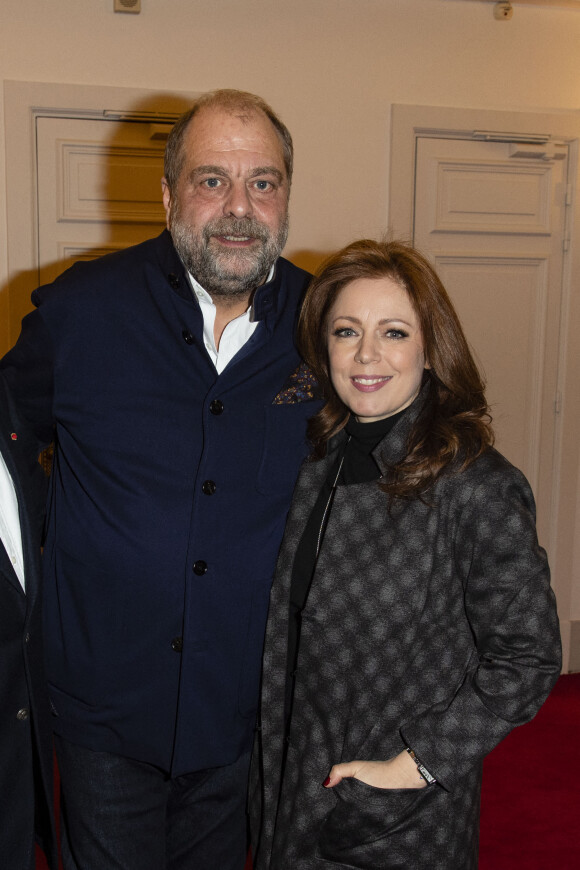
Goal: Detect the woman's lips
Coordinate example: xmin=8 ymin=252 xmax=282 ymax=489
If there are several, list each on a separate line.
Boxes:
xmin=351 ymin=376 xmax=392 ymax=393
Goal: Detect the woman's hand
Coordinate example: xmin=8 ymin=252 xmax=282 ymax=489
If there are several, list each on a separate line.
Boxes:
xmin=323 ymin=750 xmax=427 ymax=790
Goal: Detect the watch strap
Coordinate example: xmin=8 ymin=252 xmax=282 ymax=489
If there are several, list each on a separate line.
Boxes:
xmin=406 ymin=747 xmax=437 ymax=785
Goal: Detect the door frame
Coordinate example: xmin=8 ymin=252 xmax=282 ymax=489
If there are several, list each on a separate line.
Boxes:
xmin=3 ymin=80 xmax=198 ymax=344
xmin=389 ymin=104 xmax=580 ymax=673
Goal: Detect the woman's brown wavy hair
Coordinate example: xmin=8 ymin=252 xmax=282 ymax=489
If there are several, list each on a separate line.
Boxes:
xmin=298 ymin=239 xmax=494 ymax=498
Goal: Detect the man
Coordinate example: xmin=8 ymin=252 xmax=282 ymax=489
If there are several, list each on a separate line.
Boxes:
xmin=0 ymin=377 xmax=57 ymax=869
xmin=1 ymin=90 xmax=320 ymax=869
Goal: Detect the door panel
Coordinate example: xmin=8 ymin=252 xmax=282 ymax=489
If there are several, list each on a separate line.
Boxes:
xmin=433 ymin=255 xmax=547 ymax=474
xmin=36 ymin=116 xmax=172 ymax=285
xmin=414 ymin=137 xmax=568 ymax=548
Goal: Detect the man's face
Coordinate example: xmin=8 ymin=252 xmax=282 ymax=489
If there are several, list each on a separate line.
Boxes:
xmin=162 ymin=106 xmax=290 ymax=302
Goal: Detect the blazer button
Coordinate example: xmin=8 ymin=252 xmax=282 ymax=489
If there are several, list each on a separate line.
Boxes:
xmin=202 ymin=480 xmax=216 ymax=495
xmin=209 ymin=399 xmax=224 ymax=415
xmin=17 ymin=708 xmax=30 ymax=721
xmin=193 ymin=560 xmax=208 ymax=576
xmin=171 ymin=636 xmax=183 ymax=653
xmin=168 ymin=273 xmax=181 ymax=289
xmin=182 ymin=329 xmax=194 ymax=345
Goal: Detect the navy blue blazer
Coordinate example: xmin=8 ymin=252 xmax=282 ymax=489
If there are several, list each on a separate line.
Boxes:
xmin=1 ymin=230 xmax=321 ymax=776
xmin=0 ymin=378 xmax=57 ymax=869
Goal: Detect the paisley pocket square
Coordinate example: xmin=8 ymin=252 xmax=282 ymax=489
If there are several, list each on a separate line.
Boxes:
xmin=273 ymin=362 xmax=321 ymax=404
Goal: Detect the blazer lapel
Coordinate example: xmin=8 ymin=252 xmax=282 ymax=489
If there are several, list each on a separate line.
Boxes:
xmin=0 ymin=380 xmax=42 ymax=604
xmin=0 ymin=534 xmax=23 ymax=592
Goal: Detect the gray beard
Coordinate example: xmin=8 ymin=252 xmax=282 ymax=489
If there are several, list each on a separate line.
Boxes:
xmin=170 ymin=213 xmax=289 ymax=302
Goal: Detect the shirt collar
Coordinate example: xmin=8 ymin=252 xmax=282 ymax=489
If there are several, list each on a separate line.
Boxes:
xmin=187 ymin=263 xmax=276 ymax=322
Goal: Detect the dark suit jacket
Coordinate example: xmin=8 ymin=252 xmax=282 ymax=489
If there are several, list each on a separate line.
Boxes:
xmin=0 ymin=230 xmax=321 ymax=776
xmin=252 ymin=390 xmax=561 ymax=869
xmin=0 ymin=377 xmax=57 ymax=869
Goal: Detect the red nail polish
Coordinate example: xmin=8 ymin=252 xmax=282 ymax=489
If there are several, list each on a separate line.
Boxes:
xmin=323 ymin=776 xmax=331 ymax=786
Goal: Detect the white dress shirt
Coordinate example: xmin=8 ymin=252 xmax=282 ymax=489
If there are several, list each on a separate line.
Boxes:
xmin=187 ymin=265 xmax=274 ymax=374
xmin=0 ymin=450 xmax=25 ymax=590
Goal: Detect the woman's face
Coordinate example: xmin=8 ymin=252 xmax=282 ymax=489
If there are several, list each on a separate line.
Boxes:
xmin=327 ymin=276 xmax=428 ymax=423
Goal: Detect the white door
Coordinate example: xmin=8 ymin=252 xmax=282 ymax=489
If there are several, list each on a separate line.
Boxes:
xmin=36 ymin=115 xmax=174 ymax=286
xmin=413 ymin=136 xmax=569 ymax=549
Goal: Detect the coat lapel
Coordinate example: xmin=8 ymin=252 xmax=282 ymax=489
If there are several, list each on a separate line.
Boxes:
xmin=0 ymin=465 xmax=26 ymax=598
xmin=0 ymin=378 xmax=43 ymax=604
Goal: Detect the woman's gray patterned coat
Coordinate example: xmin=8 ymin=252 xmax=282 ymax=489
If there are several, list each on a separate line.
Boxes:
xmin=250 ymin=405 xmax=561 ymax=869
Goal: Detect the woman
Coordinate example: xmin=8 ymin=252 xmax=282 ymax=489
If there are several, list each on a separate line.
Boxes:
xmin=250 ymin=240 xmax=561 ymax=869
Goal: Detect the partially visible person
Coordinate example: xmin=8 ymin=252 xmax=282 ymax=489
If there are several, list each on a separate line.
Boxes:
xmin=0 ymin=376 xmax=57 ymax=870
xmin=0 ymin=90 xmax=320 ymax=870
xmin=251 ymin=239 xmax=561 ymax=869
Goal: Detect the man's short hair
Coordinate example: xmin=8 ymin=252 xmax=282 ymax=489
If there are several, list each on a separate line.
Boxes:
xmin=164 ymin=89 xmax=294 ymax=192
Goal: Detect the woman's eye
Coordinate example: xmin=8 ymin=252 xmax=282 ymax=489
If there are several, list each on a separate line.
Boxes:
xmin=333 ymin=327 xmax=356 ymax=337
xmin=386 ymin=329 xmax=408 ymax=339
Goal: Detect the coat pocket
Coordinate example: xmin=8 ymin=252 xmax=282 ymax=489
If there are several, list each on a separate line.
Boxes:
xmin=316 ymin=778 xmax=432 ymax=868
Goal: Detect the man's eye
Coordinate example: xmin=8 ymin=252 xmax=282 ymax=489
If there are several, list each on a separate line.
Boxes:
xmin=203 ymin=178 xmax=221 ymax=188
xmin=254 ymin=180 xmax=272 ymax=191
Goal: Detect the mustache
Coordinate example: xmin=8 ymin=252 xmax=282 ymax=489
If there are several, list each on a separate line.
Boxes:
xmin=202 ymin=217 xmax=271 ymax=243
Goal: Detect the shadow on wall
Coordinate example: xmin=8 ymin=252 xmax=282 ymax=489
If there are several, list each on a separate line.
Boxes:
xmin=4 ymin=92 xmax=194 ymax=355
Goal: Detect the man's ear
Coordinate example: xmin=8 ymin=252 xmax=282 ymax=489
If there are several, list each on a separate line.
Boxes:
xmin=161 ymin=178 xmax=172 ymax=230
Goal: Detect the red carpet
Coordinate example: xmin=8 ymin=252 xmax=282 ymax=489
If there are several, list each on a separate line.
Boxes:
xmin=479 ymin=673 xmax=578 ymax=869
xmin=37 ymin=675 xmax=578 ymax=868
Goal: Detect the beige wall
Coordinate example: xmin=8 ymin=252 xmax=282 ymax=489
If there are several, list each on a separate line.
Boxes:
xmin=2 ymin=0 xmax=579 ymax=284
xmin=2 ymin=0 xmax=580 ymax=657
